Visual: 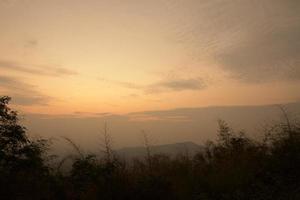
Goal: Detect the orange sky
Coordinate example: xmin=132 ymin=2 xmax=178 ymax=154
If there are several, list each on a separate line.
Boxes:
xmin=1 ymin=0 xmax=299 ymax=115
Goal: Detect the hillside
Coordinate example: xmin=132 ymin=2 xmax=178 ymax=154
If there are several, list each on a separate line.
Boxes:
xmin=117 ymin=141 xmax=202 ymax=160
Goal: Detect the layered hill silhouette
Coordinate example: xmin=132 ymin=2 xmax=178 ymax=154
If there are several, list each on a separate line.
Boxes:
xmin=117 ymin=141 xmax=202 ymax=160
xmin=24 ymin=102 xmax=300 ymax=151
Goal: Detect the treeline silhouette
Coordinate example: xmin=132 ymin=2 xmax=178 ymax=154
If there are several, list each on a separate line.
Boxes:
xmin=0 ymin=96 xmax=299 ymax=200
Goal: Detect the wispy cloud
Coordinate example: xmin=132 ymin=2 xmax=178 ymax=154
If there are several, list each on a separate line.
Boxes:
xmin=0 ymin=75 xmax=34 ymax=91
xmin=0 ymin=75 xmax=52 ymax=106
xmin=167 ymin=0 xmax=300 ymax=82
xmin=73 ymin=111 xmax=112 ymax=117
xmin=114 ymin=81 xmax=143 ymax=90
xmin=214 ymin=1 xmax=300 ymax=82
xmin=98 ymin=77 xmax=206 ymax=94
xmin=128 ymin=113 xmax=191 ymax=122
xmin=98 ymin=77 xmax=142 ymax=89
xmin=146 ymin=78 xmax=206 ymax=93
xmin=24 ymin=39 xmax=38 ymax=48
xmin=0 ymin=60 xmax=77 ymax=77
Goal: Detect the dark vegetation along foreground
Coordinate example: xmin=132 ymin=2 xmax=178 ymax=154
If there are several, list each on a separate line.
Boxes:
xmin=0 ymin=96 xmax=300 ymax=200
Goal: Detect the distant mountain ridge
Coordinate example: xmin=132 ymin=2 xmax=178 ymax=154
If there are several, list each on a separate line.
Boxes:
xmin=24 ymin=102 xmax=300 ymax=152
xmin=116 ymin=141 xmax=202 ymax=160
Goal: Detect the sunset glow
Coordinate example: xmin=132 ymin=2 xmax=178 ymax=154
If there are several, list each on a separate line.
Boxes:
xmin=1 ymin=0 xmax=299 ymax=116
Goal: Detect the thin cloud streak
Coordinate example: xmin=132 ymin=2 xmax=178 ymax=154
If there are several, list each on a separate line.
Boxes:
xmin=98 ymin=77 xmax=207 ymax=94
xmin=146 ymin=78 xmax=206 ymax=94
xmin=0 ymin=75 xmax=52 ymax=106
xmin=24 ymin=39 xmax=38 ymax=48
xmin=0 ymin=60 xmax=77 ymax=77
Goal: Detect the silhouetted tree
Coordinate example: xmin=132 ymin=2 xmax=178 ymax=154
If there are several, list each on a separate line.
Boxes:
xmin=0 ymin=96 xmax=51 ymax=199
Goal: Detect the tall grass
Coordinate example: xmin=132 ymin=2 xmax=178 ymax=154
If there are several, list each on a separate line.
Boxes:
xmin=0 ymin=96 xmax=299 ymax=199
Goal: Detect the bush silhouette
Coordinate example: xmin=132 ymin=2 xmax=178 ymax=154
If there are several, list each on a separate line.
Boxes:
xmin=0 ymin=96 xmax=299 ymax=199
xmin=0 ymin=96 xmax=53 ymax=199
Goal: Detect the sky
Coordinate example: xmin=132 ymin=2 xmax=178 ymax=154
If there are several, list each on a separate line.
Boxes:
xmin=0 ymin=0 xmax=299 ymax=117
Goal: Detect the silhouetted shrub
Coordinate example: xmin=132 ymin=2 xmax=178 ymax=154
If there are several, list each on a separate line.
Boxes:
xmin=0 ymin=96 xmax=53 ymax=199
xmin=0 ymin=96 xmax=299 ymax=200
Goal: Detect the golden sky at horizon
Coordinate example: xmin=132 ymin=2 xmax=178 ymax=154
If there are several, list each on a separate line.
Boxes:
xmin=1 ymin=0 xmax=299 ymax=115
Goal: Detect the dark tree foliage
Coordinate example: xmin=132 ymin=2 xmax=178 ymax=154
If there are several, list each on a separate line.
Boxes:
xmin=0 ymin=96 xmax=46 ymax=170
xmin=0 ymin=96 xmax=299 ymax=200
xmin=0 ymin=96 xmax=52 ymax=200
